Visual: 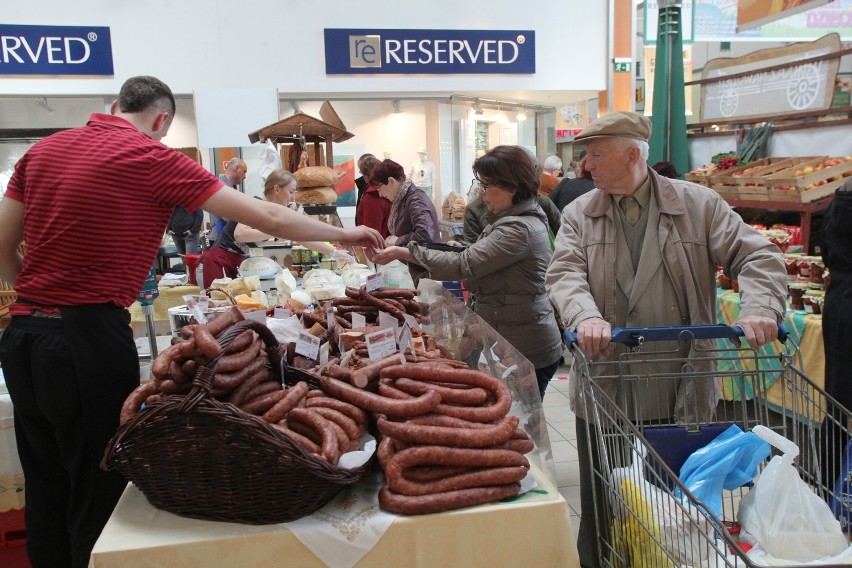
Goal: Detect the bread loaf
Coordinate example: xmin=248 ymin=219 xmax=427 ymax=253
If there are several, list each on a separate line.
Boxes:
xmin=295 ymin=166 xmax=338 ymax=188
xmin=295 ymin=187 xmax=338 ymax=205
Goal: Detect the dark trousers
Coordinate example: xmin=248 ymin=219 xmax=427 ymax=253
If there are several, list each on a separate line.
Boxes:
xmin=535 ymin=358 xmax=562 ymax=401
xmin=575 ymin=416 xmax=608 ymax=568
xmin=0 ymin=305 xmax=138 ymax=568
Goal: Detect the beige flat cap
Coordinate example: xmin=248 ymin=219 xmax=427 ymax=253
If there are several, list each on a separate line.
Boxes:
xmin=574 ymin=111 xmax=652 ymax=143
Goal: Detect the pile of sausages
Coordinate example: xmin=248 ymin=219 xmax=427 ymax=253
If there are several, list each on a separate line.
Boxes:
xmin=332 ymin=286 xmax=428 ymax=325
xmin=317 ymin=363 xmax=534 ymax=515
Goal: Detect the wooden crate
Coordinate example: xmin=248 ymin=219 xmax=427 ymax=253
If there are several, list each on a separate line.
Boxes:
xmin=710 ymin=157 xmax=819 ymax=201
xmin=765 ymin=157 xmax=852 ymax=203
xmin=684 ymin=169 xmax=717 ymax=187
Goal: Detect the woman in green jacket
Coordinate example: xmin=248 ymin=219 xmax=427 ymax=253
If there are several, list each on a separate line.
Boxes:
xmin=368 ymin=145 xmax=563 ymax=400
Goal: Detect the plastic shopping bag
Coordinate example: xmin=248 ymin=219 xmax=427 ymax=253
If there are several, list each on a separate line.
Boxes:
xmin=737 ymin=425 xmax=848 ymax=563
xmin=676 ymin=424 xmax=770 ymax=518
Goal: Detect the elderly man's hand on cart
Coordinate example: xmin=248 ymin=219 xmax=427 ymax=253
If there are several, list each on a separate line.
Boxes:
xmin=576 ymin=316 xmax=613 ymax=357
xmin=733 ymin=315 xmax=780 ymax=349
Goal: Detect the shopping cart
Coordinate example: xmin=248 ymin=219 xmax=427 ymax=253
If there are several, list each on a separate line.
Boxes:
xmin=565 ymin=324 xmax=852 ymax=567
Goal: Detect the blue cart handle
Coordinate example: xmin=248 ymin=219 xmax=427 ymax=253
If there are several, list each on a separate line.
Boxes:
xmin=563 ymin=323 xmax=789 ymax=349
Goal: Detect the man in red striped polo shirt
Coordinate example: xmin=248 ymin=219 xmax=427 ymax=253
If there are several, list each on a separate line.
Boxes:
xmin=0 ymin=76 xmax=383 ymax=568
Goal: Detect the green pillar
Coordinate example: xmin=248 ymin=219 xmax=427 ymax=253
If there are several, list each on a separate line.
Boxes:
xmin=649 ymin=1 xmax=689 ymax=178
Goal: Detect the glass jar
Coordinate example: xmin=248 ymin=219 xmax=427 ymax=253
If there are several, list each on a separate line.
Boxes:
xmin=783 ymin=254 xmax=802 ymax=277
xmin=803 ymin=290 xmax=825 ymax=315
xmin=809 ymin=258 xmax=825 ymax=284
xmin=789 ymin=284 xmax=808 ymax=311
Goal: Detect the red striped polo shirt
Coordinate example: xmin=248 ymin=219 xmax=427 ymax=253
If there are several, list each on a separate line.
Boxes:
xmin=5 ymin=113 xmax=222 ymax=309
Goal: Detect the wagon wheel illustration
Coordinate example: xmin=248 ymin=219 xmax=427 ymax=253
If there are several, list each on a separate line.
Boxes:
xmin=719 ymin=88 xmax=739 ymax=118
xmin=787 ymin=63 xmax=820 ymax=110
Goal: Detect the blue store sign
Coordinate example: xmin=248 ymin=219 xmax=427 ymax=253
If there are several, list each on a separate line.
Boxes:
xmin=324 ymin=29 xmax=535 ymax=75
xmin=0 ymin=24 xmax=114 ymax=76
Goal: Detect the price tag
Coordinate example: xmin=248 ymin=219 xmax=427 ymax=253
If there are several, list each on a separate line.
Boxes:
xmin=398 ymin=322 xmax=415 ymax=361
xmin=183 ymin=295 xmax=210 ymax=324
xmin=378 ymin=310 xmax=399 ymax=331
xmin=326 ymin=305 xmax=336 ymax=330
xmin=319 ymin=341 xmax=330 ymax=366
xmin=273 ymin=307 xmax=292 ymax=319
xmin=246 ymin=309 xmax=267 ymax=324
xmin=365 ymin=327 xmax=398 ymax=360
xmin=295 ymin=331 xmax=321 ymax=360
xmin=351 ymin=312 xmax=366 ymax=329
xmin=402 ymin=313 xmax=422 ymax=332
xmin=366 ymin=272 xmax=384 ymax=292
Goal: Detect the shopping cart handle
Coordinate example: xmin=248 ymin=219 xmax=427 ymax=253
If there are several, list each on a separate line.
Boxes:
xmin=563 ymin=323 xmax=788 ymax=349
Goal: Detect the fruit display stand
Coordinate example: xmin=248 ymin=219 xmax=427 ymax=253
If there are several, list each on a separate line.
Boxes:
xmin=684 ymin=167 xmax=716 ymax=187
xmin=710 ymin=157 xmax=818 ymax=200
xmin=765 ymin=156 xmax=852 ymax=203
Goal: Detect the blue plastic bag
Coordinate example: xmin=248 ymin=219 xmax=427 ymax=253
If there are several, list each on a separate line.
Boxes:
xmin=675 ymin=424 xmax=770 ymax=517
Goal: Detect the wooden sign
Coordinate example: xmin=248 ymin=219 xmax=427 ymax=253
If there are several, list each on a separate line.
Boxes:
xmin=700 ymin=33 xmax=841 ymax=122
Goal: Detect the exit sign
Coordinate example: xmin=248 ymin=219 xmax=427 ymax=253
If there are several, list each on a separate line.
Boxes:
xmin=613 ymin=60 xmax=631 ymax=73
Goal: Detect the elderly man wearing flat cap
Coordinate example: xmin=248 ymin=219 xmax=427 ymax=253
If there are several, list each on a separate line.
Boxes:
xmin=545 ymin=111 xmax=787 ymax=568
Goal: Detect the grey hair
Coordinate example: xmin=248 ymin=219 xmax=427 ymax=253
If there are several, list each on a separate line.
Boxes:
xmin=225 ymin=158 xmax=246 ymax=171
xmin=543 ymin=155 xmax=562 ymax=171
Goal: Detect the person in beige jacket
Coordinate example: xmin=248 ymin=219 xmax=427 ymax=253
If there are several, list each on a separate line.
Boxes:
xmin=545 ymin=112 xmax=787 ymax=568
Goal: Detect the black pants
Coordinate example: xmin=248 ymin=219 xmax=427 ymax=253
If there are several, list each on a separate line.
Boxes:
xmin=0 ymin=305 xmax=138 ymax=568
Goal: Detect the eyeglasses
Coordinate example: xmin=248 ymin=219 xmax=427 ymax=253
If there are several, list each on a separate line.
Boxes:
xmin=479 ymin=182 xmax=496 ymax=192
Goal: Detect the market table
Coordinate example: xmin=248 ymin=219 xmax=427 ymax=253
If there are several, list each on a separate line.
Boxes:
xmin=715 ymin=288 xmax=824 ymax=404
xmin=722 ymin=195 xmax=833 ymax=255
xmin=89 ymin=466 xmax=578 ymax=568
xmin=127 ymin=285 xmax=200 ymax=336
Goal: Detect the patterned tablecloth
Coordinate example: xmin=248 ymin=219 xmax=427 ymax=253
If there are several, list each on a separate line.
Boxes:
xmin=715 ymin=289 xmax=824 ymax=405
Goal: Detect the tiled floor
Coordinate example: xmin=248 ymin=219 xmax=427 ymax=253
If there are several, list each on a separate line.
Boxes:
xmin=542 ymin=363 xmax=582 ymax=541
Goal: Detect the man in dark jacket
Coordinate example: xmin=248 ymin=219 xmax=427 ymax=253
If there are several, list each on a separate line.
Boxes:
xmin=548 ymin=156 xmax=595 ymax=211
xmin=167 ymin=205 xmax=203 ymax=255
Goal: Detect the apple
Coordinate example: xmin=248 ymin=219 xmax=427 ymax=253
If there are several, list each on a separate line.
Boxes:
xmin=803 ymin=166 xmax=815 ymax=175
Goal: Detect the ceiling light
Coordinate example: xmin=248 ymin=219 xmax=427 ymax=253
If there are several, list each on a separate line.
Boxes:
xmin=516 ymin=111 xmax=527 ymax=121
xmin=392 ymin=100 xmax=402 ymax=114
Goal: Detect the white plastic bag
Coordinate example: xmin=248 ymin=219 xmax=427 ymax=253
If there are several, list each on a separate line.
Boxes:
xmin=738 ymin=425 xmax=848 ymax=563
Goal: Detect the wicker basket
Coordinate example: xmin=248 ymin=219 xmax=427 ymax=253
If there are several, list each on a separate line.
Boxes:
xmin=101 ymin=319 xmax=374 ymax=524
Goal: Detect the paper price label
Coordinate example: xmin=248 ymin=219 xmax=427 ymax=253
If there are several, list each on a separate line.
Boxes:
xmin=319 ymin=341 xmax=330 ymax=366
xmin=295 ymin=331 xmax=321 ymax=360
xmin=351 ymin=312 xmax=367 ymax=329
xmin=398 ymin=323 xmax=415 ymax=361
xmin=366 ymin=272 xmax=384 ymax=292
xmin=378 ymin=310 xmax=399 ymax=331
xmin=246 ymin=309 xmax=267 ymax=323
xmin=365 ymin=327 xmax=398 ymax=360
xmin=402 ymin=313 xmax=422 ymax=332
xmin=326 ymin=306 xmax=335 ymax=330
xmin=273 ymin=307 xmax=292 ymax=319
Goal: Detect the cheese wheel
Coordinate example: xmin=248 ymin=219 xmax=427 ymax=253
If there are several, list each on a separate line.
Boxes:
xmin=295 ymin=166 xmax=338 ymax=188
xmin=295 ymin=187 xmax=338 ymax=205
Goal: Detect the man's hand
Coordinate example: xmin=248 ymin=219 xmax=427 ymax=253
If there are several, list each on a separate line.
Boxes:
xmin=341 ymin=226 xmax=385 ymax=250
xmin=733 ymin=315 xmax=779 ymax=349
xmin=576 ymin=317 xmax=612 ymax=357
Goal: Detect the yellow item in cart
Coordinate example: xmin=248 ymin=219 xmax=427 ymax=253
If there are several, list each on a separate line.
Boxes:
xmin=618 ymin=479 xmax=674 ymax=568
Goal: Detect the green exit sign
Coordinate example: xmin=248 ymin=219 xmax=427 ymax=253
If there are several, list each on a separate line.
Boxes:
xmin=613 ymin=60 xmax=631 ymax=73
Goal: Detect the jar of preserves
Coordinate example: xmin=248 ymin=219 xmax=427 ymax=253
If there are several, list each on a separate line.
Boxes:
xmin=783 ymin=254 xmax=802 ymax=277
xmin=809 ymin=257 xmax=825 ymax=284
xmin=803 ymin=290 xmax=825 ymax=315
xmin=789 ymin=284 xmax=808 ymax=311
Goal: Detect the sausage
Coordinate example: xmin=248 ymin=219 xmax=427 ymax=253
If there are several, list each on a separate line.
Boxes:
xmin=286 ymin=408 xmax=340 ymax=463
xmin=350 ymin=353 xmax=407 ymax=388
xmin=359 ymin=286 xmax=406 ymax=321
xmin=119 ymin=381 xmax=159 ymax=424
xmin=151 ymin=344 xmax=181 ymax=380
xmin=308 ymin=406 xmax=361 ymax=440
xmin=381 ymin=365 xmax=511 ymax=423
xmin=410 ymin=358 xmax=470 ymax=370
xmin=240 ymin=388 xmax=286 ymax=415
xmin=393 ymin=377 xmax=489 ymax=406
xmin=261 ymin=381 xmax=309 ymax=423
xmin=213 ymin=353 xmax=269 ymax=394
xmin=242 ymin=380 xmax=283 ymax=404
xmin=321 ymin=377 xmax=440 ymax=418
xmin=377 ymin=380 xmax=413 ymax=401
xmin=224 ymin=354 xmax=272 ymax=407
xmin=493 ymin=438 xmax=535 ymax=454
xmin=377 ymin=435 xmax=397 ymax=470
xmin=309 ymin=409 xmax=353 ymax=453
xmin=205 ymin=305 xmax=244 ymax=337
xmin=384 ymin=446 xmax=528 ymax=482
xmin=321 ymin=363 xmax=354 ymax=383
xmin=403 ymin=465 xmax=473 ymax=482
xmin=405 ymin=413 xmax=494 ymax=430
xmin=388 ymin=465 xmax=528 ymax=496
xmin=215 ymin=338 xmax=261 ymax=373
xmin=271 ymin=423 xmax=321 ymax=455
xmin=144 ymin=393 xmax=163 ymax=407
xmin=221 ymin=329 xmax=256 ymax=355
xmin=180 ymin=358 xmax=199 ymax=380
xmin=371 ymin=286 xmax=417 ymax=299
xmin=376 ymin=415 xmax=519 ymax=448
xmin=193 ymin=325 xmax=222 ymax=360
xmin=159 ymin=379 xmax=191 ymax=395
xmin=168 ymin=359 xmax=189 ymax=383
xmin=378 ymin=483 xmax=521 ymax=516
xmin=305 ymin=396 xmax=368 ymax=431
